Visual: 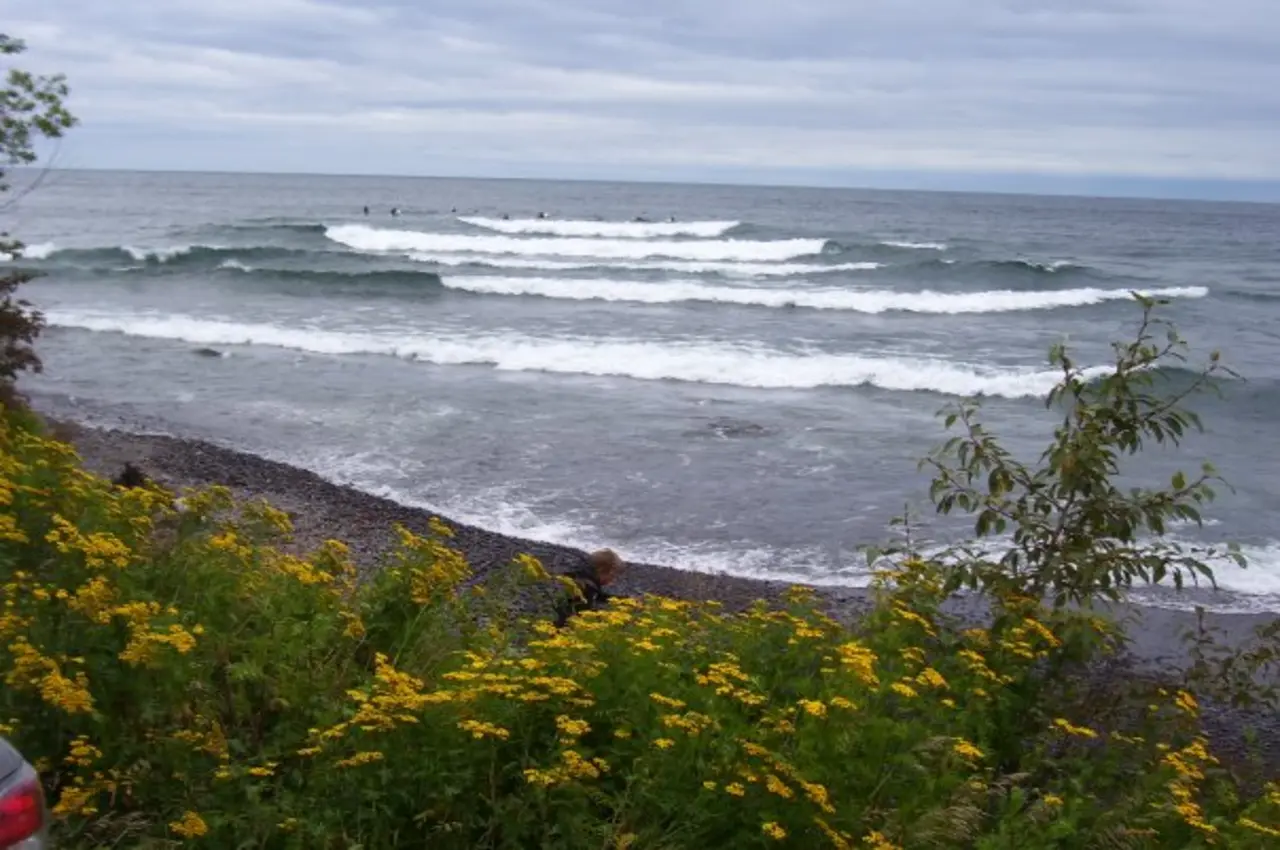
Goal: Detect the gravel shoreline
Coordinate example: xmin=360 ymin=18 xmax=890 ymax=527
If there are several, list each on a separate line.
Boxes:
xmin=50 ymin=416 xmax=1276 ymax=664
xmin=44 ymin=414 xmax=1280 ymax=778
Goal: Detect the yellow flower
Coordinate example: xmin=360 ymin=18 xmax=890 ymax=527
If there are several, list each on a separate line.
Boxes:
xmin=653 ymin=738 xmax=676 ymax=750
xmin=834 ymin=640 xmax=879 ymax=686
xmin=890 ymin=681 xmax=918 ymax=700
xmin=248 ymin=763 xmax=277 ymax=777
xmin=278 ymin=818 xmax=300 ymax=833
xmin=725 ymin=782 xmax=746 ymax=797
xmin=1043 ymin=794 xmax=1064 ymax=808
xmin=815 ymin=817 xmax=853 ymax=850
xmin=952 ymin=739 xmax=984 ymax=762
xmin=614 ymin=728 xmax=633 ymax=739
xmin=765 ymin=773 xmax=794 ymax=799
xmin=762 ymin=822 xmax=787 ymax=840
xmin=830 ymin=696 xmax=857 ymax=710
xmin=169 ymin=810 xmax=209 ymax=838
xmin=915 ymin=667 xmax=948 ymax=690
xmin=798 ymin=699 xmax=827 ymax=718
xmin=555 ymin=715 xmax=591 ymax=740
xmin=1174 ymin=690 xmax=1199 ymax=716
xmin=862 ymin=830 xmax=900 ymax=850
xmin=335 ymin=751 xmax=385 ymax=768
xmin=1052 ymin=718 xmax=1098 ymax=739
xmin=1238 ymin=817 xmax=1280 ymax=838
xmin=703 ymin=780 xmax=718 ymax=791
xmin=457 ymin=720 xmax=511 ymax=741
xmin=649 ymin=692 xmax=687 ymax=709
xmin=802 ymin=781 xmax=836 ymax=814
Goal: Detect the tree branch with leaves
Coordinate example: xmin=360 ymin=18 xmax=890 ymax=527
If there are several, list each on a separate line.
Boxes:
xmin=0 ymin=33 xmax=76 ymax=388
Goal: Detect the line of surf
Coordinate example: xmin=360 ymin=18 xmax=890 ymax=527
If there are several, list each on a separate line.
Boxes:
xmin=408 ymin=253 xmax=877 ymax=278
xmin=46 ymin=309 xmax=1105 ymax=399
xmin=442 ymin=277 xmax=1209 ymax=313
xmin=459 ymin=216 xmax=739 ymax=239
xmin=881 ymin=240 xmax=948 ymax=251
xmin=326 ymin=224 xmax=827 ymax=263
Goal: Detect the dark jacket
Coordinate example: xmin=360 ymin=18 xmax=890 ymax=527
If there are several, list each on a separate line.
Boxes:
xmin=552 ymin=566 xmax=611 ymax=628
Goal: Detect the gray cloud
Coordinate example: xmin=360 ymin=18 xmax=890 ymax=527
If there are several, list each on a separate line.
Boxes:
xmin=4 ymin=0 xmax=1279 ymax=191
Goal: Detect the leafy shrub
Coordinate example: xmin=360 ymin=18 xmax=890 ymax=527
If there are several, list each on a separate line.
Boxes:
xmin=0 ymin=33 xmax=76 ymax=393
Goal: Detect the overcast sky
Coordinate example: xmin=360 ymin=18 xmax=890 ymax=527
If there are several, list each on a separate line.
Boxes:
xmin=5 ymin=1 xmax=1280 ymax=199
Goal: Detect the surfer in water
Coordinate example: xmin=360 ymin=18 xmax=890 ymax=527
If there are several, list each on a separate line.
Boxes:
xmin=363 ymin=205 xmax=369 ymax=215
xmin=537 ymin=211 xmax=548 ymax=219
xmin=390 ymin=207 xmax=401 ymax=217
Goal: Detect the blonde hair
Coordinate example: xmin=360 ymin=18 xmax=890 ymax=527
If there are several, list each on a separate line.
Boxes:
xmin=589 ymin=549 xmax=624 ymax=584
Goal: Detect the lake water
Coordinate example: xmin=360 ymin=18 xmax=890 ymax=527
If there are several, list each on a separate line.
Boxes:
xmin=9 ymin=170 xmax=1280 ymax=611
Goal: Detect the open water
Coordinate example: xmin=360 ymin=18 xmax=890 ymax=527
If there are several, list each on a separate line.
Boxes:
xmin=8 ymin=170 xmax=1280 ymax=611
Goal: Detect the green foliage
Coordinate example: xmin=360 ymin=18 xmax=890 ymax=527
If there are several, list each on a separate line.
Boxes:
xmin=2 ymin=381 xmax=1280 ymax=848
xmin=914 ymin=296 xmax=1243 ymax=608
xmin=0 ymin=33 xmax=76 ymax=388
xmin=0 ymin=34 xmax=76 ymax=191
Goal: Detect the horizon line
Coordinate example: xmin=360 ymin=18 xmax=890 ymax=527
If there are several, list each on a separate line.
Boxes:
xmin=20 ymin=163 xmax=1280 ymax=207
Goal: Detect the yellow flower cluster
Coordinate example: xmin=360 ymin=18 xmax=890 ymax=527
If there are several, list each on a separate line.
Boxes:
xmin=169 ymin=810 xmax=209 ymax=838
xmin=834 ymin=640 xmax=880 ymax=687
xmin=4 ymin=637 xmax=94 ymax=714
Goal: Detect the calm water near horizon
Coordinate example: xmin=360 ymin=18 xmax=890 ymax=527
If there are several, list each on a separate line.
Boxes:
xmin=8 ymin=169 xmax=1280 ymax=612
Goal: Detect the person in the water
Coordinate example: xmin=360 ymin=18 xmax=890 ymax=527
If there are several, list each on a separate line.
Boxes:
xmin=363 ymin=205 xmax=369 ymax=215
xmin=390 ymin=207 xmax=401 ymax=216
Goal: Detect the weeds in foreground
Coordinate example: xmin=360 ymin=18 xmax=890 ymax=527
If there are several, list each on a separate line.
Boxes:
xmin=0 ymin=414 xmax=1276 ymax=847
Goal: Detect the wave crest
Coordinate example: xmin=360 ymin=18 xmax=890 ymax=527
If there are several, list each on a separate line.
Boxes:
xmin=459 ymin=216 xmax=739 ymax=239
xmin=881 ymin=240 xmax=947 ymax=251
xmin=441 ymin=277 xmax=1209 ymax=313
xmin=326 ymin=224 xmax=827 ymax=263
xmin=408 ymin=253 xmax=877 ymax=278
xmin=46 ymin=309 xmax=1102 ymax=399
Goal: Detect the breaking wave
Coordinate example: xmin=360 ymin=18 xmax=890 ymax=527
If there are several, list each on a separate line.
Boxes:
xmin=0 ymin=241 xmax=58 ymax=261
xmin=407 ymin=253 xmax=878 ymax=278
xmin=881 ymin=240 xmax=948 ymax=251
xmin=459 ymin=216 xmax=740 ymax=239
xmin=45 ymin=309 xmax=1103 ymax=399
xmin=325 ymin=224 xmax=828 ymax=263
xmin=441 ymin=277 xmax=1209 ymax=313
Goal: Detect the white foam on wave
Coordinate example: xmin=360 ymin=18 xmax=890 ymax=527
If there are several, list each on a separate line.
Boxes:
xmin=123 ymin=245 xmax=201 ymax=262
xmin=46 ymin=308 xmax=1105 ymax=398
xmin=1 ymin=241 xmax=58 ymax=261
xmin=410 ymin=252 xmax=877 ymax=278
xmin=883 ymin=240 xmax=948 ymax=251
xmin=327 ymin=224 xmax=826 ymax=263
xmin=443 ymin=276 xmax=1209 ymax=313
xmin=1196 ymin=541 xmax=1280 ymax=598
xmin=218 ymin=259 xmax=254 ymax=272
xmin=460 ymin=216 xmax=739 ymax=239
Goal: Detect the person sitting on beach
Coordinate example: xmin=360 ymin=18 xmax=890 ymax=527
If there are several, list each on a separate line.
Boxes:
xmin=553 ymin=548 xmax=625 ymax=628
xmin=112 ymin=462 xmax=150 ymax=489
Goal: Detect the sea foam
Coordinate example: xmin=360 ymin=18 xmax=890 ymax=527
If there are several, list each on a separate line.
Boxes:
xmin=441 ymin=276 xmax=1209 ymax=313
xmin=46 ymin=309 xmax=1106 ymax=399
xmin=326 ymin=224 xmax=827 ymax=263
xmin=459 ymin=216 xmax=740 ymax=239
xmin=409 ymin=253 xmax=878 ymax=278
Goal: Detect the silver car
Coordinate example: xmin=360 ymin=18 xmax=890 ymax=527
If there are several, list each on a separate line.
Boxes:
xmin=0 ymin=736 xmax=49 ymax=849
